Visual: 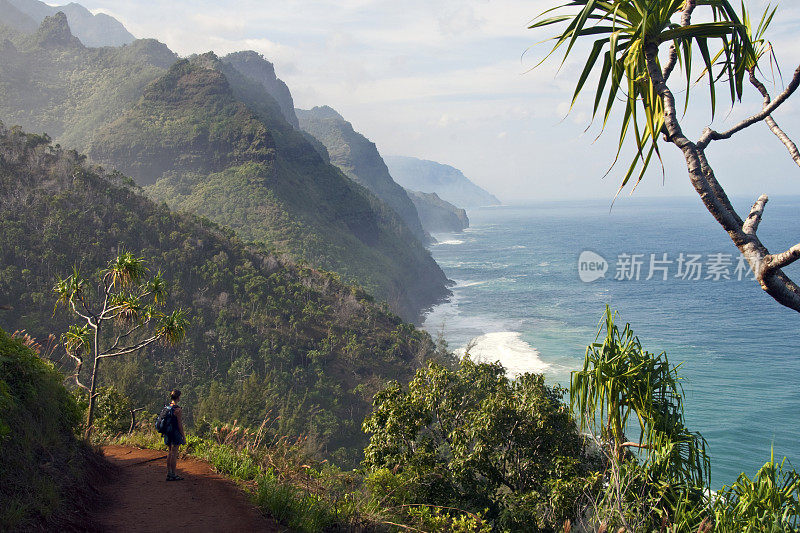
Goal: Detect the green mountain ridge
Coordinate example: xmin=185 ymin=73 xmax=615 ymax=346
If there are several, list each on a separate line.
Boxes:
xmin=297 ymin=105 xmax=431 ymax=245
xmin=0 ymin=15 xmax=449 ymax=320
xmin=385 ymin=155 xmax=501 ymax=208
xmin=90 ymin=52 xmax=449 ymax=319
xmin=0 ymin=12 xmax=176 ymax=151
xmin=0 ymin=122 xmax=440 ymax=464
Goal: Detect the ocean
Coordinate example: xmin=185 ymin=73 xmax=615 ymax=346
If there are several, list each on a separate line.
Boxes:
xmin=422 ymin=197 xmax=800 ymax=487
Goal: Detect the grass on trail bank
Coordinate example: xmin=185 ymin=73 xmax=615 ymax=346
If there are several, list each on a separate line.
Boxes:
xmin=111 ymin=424 xmax=490 ymax=533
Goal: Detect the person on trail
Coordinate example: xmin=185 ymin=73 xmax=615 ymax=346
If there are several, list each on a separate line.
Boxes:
xmin=164 ymin=389 xmax=186 ymax=481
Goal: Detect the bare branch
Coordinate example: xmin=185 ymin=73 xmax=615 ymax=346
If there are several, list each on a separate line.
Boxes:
xmin=743 ymin=195 xmax=768 ymax=235
xmin=98 ymin=335 xmax=159 ymax=359
xmin=764 ymin=244 xmax=800 ymax=273
xmin=748 ymin=69 xmax=800 ymax=167
xmin=69 ymin=299 xmax=93 ymax=324
xmin=697 ymin=64 xmax=800 ymax=149
xmin=662 ymin=0 xmax=696 ymax=82
xmin=619 ymin=441 xmax=649 ymax=450
xmin=67 ymin=351 xmax=90 ymax=392
xmin=104 ymin=322 xmax=145 ymax=353
xmin=644 ymin=44 xmax=800 ymax=313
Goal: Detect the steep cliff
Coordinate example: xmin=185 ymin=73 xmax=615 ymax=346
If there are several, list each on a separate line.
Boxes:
xmin=89 ymin=55 xmax=450 ymax=319
xmin=297 ymin=106 xmax=430 ymax=244
xmin=407 ymin=190 xmax=469 ymax=234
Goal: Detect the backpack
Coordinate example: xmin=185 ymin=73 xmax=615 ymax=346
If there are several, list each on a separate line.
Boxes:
xmin=155 ymin=404 xmax=175 ymax=434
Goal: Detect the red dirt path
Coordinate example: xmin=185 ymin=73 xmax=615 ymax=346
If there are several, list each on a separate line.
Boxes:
xmin=95 ymin=445 xmax=284 ymax=532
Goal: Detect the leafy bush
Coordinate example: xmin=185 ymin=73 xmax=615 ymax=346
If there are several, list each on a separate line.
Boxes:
xmin=363 ymin=358 xmax=593 ymax=531
xmin=714 ymin=452 xmax=800 ymax=532
xmin=74 ymin=386 xmax=133 ymax=436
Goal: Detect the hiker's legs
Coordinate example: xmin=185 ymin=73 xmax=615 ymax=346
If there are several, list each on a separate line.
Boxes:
xmin=167 ymin=444 xmax=176 ymax=474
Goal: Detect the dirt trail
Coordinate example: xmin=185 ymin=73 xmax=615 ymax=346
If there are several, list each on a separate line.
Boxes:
xmin=95 ymin=445 xmax=284 ymax=532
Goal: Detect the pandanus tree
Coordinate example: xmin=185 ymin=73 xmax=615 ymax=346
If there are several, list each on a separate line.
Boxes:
xmin=571 ymin=307 xmax=710 ymax=529
xmin=530 ymin=0 xmax=800 ymax=313
xmin=55 ymin=251 xmax=188 ymax=435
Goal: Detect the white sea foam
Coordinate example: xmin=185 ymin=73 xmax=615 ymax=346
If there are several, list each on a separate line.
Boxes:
xmin=458 ymin=280 xmax=488 ymax=288
xmin=456 ymin=332 xmax=549 ymax=377
xmin=437 ymin=239 xmax=465 ymax=245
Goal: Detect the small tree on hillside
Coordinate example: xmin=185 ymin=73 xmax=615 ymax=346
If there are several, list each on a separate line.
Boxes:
xmin=530 ymin=0 xmax=800 ymax=313
xmin=55 ymin=251 xmax=188 ymax=435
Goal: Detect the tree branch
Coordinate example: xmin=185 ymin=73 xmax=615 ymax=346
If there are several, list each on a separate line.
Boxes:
xmin=743 ymin=194 xmax=768 ymax=235
xmin=67 ymin=351 xmax=90 ymax=392
xmin=662 ymin=0 xmax=696 ymax=82
xmin=98 ymin=335 xmax=159 ymax=359
xmin=105 ymin=322 xmax=145 ymax=353
xmin=697 ymin=64 xmax=800 ymax=149
xmin=644 ymin=42 xmax=800 ymax=313
xmin=764 ymin=244 xmax=800 ymax=273
xmin=748 ymin=69 xmax=800 ymax=168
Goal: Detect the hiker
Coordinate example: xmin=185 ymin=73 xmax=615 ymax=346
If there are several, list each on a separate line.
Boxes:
xmin=163 ymin=389 xmax=186 ymax=481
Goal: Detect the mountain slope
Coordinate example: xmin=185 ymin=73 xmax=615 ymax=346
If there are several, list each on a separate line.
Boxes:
xmin=0 ymin=13 xmax=175 ymax=151
xmin=385 ymin=155 xmax=501 ymax=208
xmin=297 ymin=105 xmax=430 ymax=245
xmin=407 ymin=190 xmax=469 ymax=233
xmin=0 ymin=123 xmax=438 ymax=464
xmin=89 ymin=54 xmax=449 ymax=319
xmin=0 ymin=18 xmax=448 ymax=318
xmin=0 ymin=0 xmax=38 ymax=33
xmin=2 ymin=0 xmax=135 ymax=46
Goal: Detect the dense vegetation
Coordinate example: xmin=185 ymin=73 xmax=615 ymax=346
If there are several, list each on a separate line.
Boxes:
xmin=297 ymin=105 xmax=431 ymax=244
xmin=0 ymin=123 xmax=444 ymax=465
xmin=0 ymin=328 xmax=92 ymax=531
xmin=362 ymin=359 xmax=594 ymax=531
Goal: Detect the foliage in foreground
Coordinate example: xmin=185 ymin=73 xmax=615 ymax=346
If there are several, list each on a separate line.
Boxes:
xmin=0 ymin=327 xmax=89 ymax=531
xmin=574 ymin=307 xmax=800 ymax=532
xmin=363 ymin=358 xmax=596 ymax=532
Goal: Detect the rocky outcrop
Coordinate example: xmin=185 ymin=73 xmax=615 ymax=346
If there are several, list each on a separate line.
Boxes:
xmin=223 ymin=51 xmax=299 ymax=128
xmin=407 ymin=190 xmax=469 ymax=234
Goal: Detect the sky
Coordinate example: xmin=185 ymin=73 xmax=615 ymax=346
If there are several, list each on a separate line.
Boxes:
xmin=58 ymin=0 xmax=800 ymax=203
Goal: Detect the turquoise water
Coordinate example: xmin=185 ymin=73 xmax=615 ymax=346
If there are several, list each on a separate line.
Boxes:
xmin=422 ymin=197 xmax=800 ymax=487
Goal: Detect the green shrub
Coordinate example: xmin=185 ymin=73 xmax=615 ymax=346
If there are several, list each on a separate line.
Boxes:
xmin=714 ymin=452 xmax=800 ymax=532
xmin=0 ymin=328 xmax=84 ymax=530
xmin=363 ymin=358 xmax=593 ymax=531
xmin=74 ymin=386 xmax=133 ymax=436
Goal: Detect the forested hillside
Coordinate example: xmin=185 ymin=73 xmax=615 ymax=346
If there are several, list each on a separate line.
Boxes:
xmin=0 ymin=123 xmax=442 ymax=464
xmin=297 ymin=105 xmax=431 ymax=244
xmin=0 ymin=15 xmax=449 ymax=319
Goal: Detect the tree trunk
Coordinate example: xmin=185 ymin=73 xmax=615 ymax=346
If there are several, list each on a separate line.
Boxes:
xmin=86 ymin=325 xmax=101 ymax=437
